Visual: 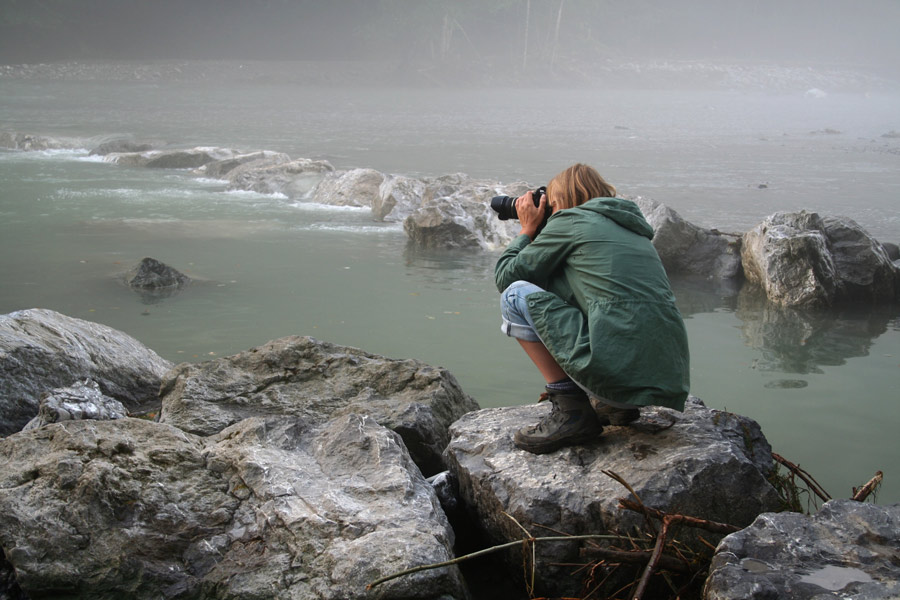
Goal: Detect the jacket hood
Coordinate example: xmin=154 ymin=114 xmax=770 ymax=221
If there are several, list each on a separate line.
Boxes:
xmin=572 ymin=197 xmax=654 ymax=240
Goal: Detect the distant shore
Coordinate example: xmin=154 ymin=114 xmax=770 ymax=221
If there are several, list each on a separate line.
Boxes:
xmin=1 ymin=58 xmax=898 ymax=92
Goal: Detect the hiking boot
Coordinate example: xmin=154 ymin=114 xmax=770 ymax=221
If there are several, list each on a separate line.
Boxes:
xmin=589 ymin=396 xmax=640 ymax=426
xmin=514 ymin=389 xmax=603 ymax=454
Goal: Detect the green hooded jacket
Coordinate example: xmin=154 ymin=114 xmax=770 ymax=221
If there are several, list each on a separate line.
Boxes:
xmin=495 ymin=197 xmax=689 ymax=411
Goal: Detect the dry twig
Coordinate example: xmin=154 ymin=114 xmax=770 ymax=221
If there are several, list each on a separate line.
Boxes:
xmin=772 ymin=452 xmax=831 ymax=503
xmin=851 ymin=471 xmax=883 ymax=502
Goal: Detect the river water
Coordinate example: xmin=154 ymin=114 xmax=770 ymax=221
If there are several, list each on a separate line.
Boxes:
xmin=1 ymin=69 xmax=898 ymax=504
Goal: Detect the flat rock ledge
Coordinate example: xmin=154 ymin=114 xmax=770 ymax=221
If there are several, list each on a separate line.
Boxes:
xmin=159 ymin=335 xmax=479 ymax=477
xmin=704 ymin=499 xmax=900 ymax=599
xmin=0 ymin=415 xmax=468 ymax=600
xmin=443 ymin=396 xmax=784 ymax=598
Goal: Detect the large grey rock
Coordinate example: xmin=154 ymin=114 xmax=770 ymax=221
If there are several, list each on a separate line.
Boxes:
xmin=823 ymin=216 xmax=898 ymax=304
xmin=0 ymin=132 xmax=74 ymax=151
xmin=0 ymin=309 xmax=173 ymax=436
xmin=198 ymin=150 xmax=291 ymax=179
xmin=88 ymin=139 xmax=154 ymax=156
xmin=704 ymin=499 xmax=900 ymax=600
xmin=403 ymin=175 xmax=526 ymax=251
xmin=106 ymin=146 xmax=237 ymax=169
xmin=0 ymin=415 xmax=468 ymax=599
xmin=444 ymin=396 xmax=782 ymax=598
xmin=23 ymin=379 xmax=128 ymax=430
xmin=159 ymin=335 xmax=479 ymax=475
xmin=226 ymin=157 xmax=334 ymax=198
xmin=741 ymin=211 xmax=898 ymax=308
xmin=634 ymin=197 xmax=743 ymax=279
xmin=313 ymin=168 xmax=386 ymax=207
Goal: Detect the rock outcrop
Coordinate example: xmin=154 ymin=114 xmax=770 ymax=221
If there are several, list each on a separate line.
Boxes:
xmin=634 ymin=197 xmax=743 ymax=279
xmin=105 ymin=146 xmax=237 ymax=169
xmin=22 ymin=379 xmax=128 ymax=430
xmin=313 ymin=168 xmax=386 ymax=207
xmin=374 ymin=174 xmax=428 ymax=222
xmin=198 ymin=150 xmax=291 ymax=179
xmin=0 ymin=131 xmax=75 ymax=151
xmin=88 ymin=139 xmax=155 ymax=156
xmin=0 ymin=309 xmax=173 ymax=436
xmin=402 ymin=175 xmax=525 ymax=250
xmin=741 ymin=211 xmax=898 ymax=308
xmin=444 ymin=396 xmax=783 ymax=598
xmin=159 ymin=335 xmax=479 ymax=476
xmin=704 ymin=499 xmax=900 ymax=599
xmin=225 ymin=157 xmax=334 ymax=198
xmin=0 ymin=415 xmax=468 ymax=599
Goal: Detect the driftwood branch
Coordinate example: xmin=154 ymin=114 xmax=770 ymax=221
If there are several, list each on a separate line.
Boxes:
xmin=579 ymin=545 xmax=691 ymax=574
xmin=618 ymin=499 xmax=741 ymax=536
xmin=604 ymin=470 xmax=743 ymax=600
xmin=772 ymin=452 xmax=832 ymax=502
xmin=851 ymin=471 xmax=883 ymax=502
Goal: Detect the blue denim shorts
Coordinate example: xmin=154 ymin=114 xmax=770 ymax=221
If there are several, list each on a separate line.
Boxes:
xmin=500 ymin=280 xmax=545 ymax=342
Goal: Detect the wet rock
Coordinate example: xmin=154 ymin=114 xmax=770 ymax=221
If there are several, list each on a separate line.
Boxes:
xmin=313 ymin=168 xmax=385 ymax=207
xmin=159 ymin=335 xmax=479 ymax=476
xmin=403 ymin=175 xmax=525 ymax=250
xmin=0 ymin=309 xmax=172 ymax=436
xmin=198 ymin=150 xmax=291 ymax=179
xmin=634 ymin=197 xmax=744 ymax=279
xmin=742 ymin=211 xmax=898 ymax=308
xmin=88 ymin=139 xmax=154 ymax=156
xmin=0 ymin=415 xmax=468 ymax=599
xmin=106 ymin=146 xmax=236 ymax=169
xmin=125 ymin=257 xmax=190 ymax=290
xmin=704 ymin=499 xmax=900 ymax=600
xmin=0 ymin=132 xmax=73 ymax=151
xmin=882 ymin=241 xmax=899 ymax=261
xmin=226 ymin=157 xmax=334 ymax=198
xmin=23 ymin=379 xmax=128 ymax=430
xmin=444 ymin=396 xmax=782 ymax=598
xmin=374 ymin=174 xmax=428 ymax=221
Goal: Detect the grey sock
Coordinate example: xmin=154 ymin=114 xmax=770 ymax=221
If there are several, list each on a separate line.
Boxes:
xmin=546 ymin=378 xmax=580 ymax=393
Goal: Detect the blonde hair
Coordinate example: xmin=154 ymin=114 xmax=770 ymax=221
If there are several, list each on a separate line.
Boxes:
xmin=546 ymin=163 xmax=616 ymax=210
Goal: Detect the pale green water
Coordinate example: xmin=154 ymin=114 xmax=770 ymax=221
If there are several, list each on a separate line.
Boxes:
xmin=1 ymin=74 xmax=898 ymax=503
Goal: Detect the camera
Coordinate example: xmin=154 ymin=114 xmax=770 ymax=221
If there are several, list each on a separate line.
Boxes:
xmin=490 ymin=186 xmax=548 ymax=221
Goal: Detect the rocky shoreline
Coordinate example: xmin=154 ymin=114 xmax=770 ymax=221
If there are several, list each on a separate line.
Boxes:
xmin=2 ymin=133 xmax=899 ymax=598
xmin=1 ymin=308 xmax=898 ymax=599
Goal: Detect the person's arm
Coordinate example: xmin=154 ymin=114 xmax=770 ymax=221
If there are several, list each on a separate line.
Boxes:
xmin=494 ymin=200 xmax=574 ymax=292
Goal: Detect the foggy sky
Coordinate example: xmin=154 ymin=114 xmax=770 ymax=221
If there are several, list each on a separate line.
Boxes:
xmin=1 ymin=0 xmax=898 ymax=77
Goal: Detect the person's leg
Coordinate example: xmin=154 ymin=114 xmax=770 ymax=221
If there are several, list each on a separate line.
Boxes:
xmin=500 ymin=281 xmax=568 ymax=380
xmin=500 ymin=281 xmax=602 ymax=453
xmin=517 ymin=339 xmax=568 ymax=383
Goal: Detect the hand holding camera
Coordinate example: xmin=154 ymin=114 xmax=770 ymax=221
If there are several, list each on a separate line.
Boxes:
xmin=490 ymin=185 xmax=550 ymax=238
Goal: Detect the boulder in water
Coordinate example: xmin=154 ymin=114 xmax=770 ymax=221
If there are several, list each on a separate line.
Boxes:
xmin=634 ymin=196 xmax=743 ymax=279
xmin=741 ymin=211 xmax=898 ymax=308
xmin=125 ymin=257 xmax=189 ymax=290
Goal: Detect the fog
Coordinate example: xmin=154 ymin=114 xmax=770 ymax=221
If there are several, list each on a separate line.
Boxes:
xmin=2 ymin=0 xmax=899 ymax=81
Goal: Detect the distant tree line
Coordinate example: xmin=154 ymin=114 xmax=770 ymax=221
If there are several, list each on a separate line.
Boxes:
xmin=1 ymin=0 xmax=897 ymax=75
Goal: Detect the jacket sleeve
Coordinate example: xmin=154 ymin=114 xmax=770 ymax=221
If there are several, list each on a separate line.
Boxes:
xmin=494 ymin=215 xmax=575 ymax=292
